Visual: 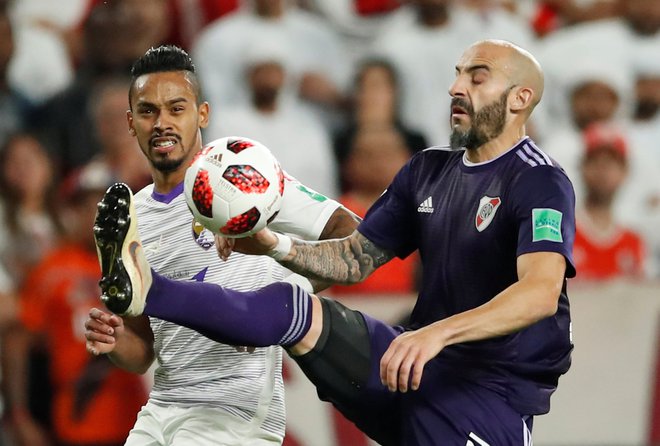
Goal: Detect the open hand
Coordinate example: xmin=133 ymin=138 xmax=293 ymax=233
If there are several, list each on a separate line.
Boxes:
xmin=84 ymin=308 xmax=125 ymax=356
xmin=379 ymin=324 xmax=446 ymax=392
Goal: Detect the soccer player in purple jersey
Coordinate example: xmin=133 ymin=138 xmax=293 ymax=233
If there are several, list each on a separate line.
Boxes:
xmin=88 ymin=39 xmax=575 ymax=446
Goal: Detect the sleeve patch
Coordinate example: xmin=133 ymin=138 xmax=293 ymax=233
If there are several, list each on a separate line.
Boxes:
xmin=296 ymin=184 xmax=328 ymax=202
xmin=532 ymin=208 xmax=563 ymax=243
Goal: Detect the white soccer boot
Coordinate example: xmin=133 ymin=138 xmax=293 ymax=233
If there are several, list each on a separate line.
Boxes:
xmin=93 ymin=183 xmax=152 ymax=316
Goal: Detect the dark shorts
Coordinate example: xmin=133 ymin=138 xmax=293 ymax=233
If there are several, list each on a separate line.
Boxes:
xmin=293 ymin=298 xmax=533 ymax=446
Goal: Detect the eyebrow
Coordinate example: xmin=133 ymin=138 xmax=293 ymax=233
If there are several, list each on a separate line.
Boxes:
xmin=455 ymin=64 xmax=491 ymax=74
xmin=136 ymin=97 xmax=190 ymax=108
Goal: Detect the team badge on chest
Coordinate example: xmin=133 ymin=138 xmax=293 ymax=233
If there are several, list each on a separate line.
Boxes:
xmin=192 ymin=219 xmax=215 ymax=250
xmin=475 ymin=196 xmax=502 ymax=232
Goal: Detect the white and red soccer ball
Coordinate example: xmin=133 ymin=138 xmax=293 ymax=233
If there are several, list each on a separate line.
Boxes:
xmin=184 ymin=136 xmax=284 ymax=237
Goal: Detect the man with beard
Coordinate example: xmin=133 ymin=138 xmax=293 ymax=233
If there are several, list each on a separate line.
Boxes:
xmin=84 ymin=45 xmax=359 ymax=446
xmin=88 ymin=39 xmax=576 ymax=445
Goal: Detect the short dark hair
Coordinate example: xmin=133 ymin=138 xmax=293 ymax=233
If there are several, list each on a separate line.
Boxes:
xmin=129 ymin=45 xmax=202 ymax=106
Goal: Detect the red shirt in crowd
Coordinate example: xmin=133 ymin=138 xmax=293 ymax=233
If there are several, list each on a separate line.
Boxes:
xmin=20 ymin=244 xmax=147 ymax=444
xmin=573 ymin=216 xmax=646 ymax=280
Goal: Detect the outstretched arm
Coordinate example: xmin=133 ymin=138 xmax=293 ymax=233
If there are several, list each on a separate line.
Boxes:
xmin=283 ymin=230 xmax=394 ymax=284
xmin=235 ymin=228 xmax=396 ymax=285
xmin=216 ymin=206 xmax=363 ymax=291
xmin=297 ymin=206 xmax=361 ymax=291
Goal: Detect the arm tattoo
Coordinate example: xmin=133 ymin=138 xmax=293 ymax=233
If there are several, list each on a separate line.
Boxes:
xmin=281 ymin=231 xmax=395 ymax=284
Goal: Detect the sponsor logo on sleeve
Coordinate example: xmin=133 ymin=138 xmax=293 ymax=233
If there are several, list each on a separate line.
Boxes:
xmin=532 ymin=208 xmax=563 ymax=242
xmin=296 ymin=184 xmax=328 ymax=202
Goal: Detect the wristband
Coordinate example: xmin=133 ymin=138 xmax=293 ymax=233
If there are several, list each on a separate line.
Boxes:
xmin=267 ymin=233 xmax=292 ymax=261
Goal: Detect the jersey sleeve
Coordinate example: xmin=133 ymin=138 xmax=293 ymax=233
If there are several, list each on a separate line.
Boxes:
xmin=510 ymin=166 xmax=577 ymax=278
xmin=268 ymin=176 xmax=342 ymax=241
xmin=357 ymin=160 xmax=418 ymax=258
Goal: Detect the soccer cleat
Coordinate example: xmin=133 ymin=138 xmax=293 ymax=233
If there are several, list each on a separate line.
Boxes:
xmin=93 ymin=183 xmax=152 ymax=316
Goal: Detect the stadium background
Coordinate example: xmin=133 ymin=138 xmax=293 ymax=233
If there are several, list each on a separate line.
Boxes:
xmin=0 ymin=0 xmax=659 ymax=445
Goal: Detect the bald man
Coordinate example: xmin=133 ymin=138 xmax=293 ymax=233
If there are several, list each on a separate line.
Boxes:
xmin=91 ymin=40 xmax=576 ymax=445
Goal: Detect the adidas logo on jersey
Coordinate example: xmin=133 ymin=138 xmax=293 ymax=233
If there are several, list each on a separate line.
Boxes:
xmin=418 ymin=196 xmax=434 ymax=213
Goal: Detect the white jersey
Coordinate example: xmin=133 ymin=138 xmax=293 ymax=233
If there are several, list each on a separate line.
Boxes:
xmin=134 ymin=177 xmax=341 ymax=438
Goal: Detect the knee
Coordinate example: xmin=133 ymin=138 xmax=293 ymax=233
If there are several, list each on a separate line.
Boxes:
xmin=287 ymin=294 xmax=323 ymax=356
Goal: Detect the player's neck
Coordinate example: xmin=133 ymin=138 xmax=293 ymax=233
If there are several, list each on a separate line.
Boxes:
xmin=464 ymin=127 xmax=526 ymax=164
xmin=583 ymin=203 xmax=615 ymax=232
xmin=152 ymin=170 xmax=185 ymax=195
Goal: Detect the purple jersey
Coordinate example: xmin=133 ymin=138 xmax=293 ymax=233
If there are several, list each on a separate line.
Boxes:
xmin=358 ymin=137 xmax=575 ymax=415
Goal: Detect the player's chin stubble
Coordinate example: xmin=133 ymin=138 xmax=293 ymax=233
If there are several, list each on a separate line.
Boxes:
xmin=450 ymin=90 xmax=509 ymax=151
xmin=148 ymin=141 xmax=187 ymax=173
xmin=151 ymin=157 xmax=186 ymax=173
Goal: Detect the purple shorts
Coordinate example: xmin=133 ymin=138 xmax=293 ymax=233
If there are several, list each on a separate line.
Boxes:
xmin=358 ymin=313 xmax=534 ymax=446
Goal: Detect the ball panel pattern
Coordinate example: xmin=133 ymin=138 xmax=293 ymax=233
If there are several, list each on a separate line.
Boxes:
xmin=227 ymin=138 xmax=254 ymax=154
xmin=184 ymin=136 xmax=284 ymax=238
xmin=191 ymin=169 xmax=214 ymax=218
xmin=190 ymin=144 xmax=215 ymax=165
xmin=222 ymin=165 xmax=270 ymax=193
xmin=219 ymin=206 xmax=261 ymax=235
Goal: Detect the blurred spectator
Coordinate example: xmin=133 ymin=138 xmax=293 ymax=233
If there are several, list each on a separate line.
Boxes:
xmin=460 ymin=0 xmax=517 ymax=11
xmin=192 ymin=0 xmax=350 ymax=124
xmin=530 ymin=0 xmax=621 ymax=37
xmin=0 ymin=132 xmax=61 ymax=291
xmin=81 ymin=76 xmax=151 ymax=191
xmin=546 ymin=71 xmax=660 ymax=238
xmin=541 ymin=43 xmax=660 ymax=270
xmin=621 ymin=0 xmax=660 ymax=37
xmin=0 ymin=8 xmax=31 ymax=149
xmin=369 ymin=0 xmax=533 ymax=145
xmin=629 ymin=40 xmax=660 ymax=161
xmin=331 ymin=126 xmax=419 ymax=295
xmin=2 ymin=165 xmax=147 ymax=446
xmin=633 ymin=63 xmax=660 ymax=125
xmin=333 ymin=58 xmax=427 ymax=191
xmin=573 ymin=123 xmax=647 ymax=280
xmin=453 ymin=1 xmax=537 ymax=82
xmin=88 ymin=0 xmax=170 ymax=64
xmin=542 ymin=62 xmax=630 ymax=193
xmin=302 ymin=0 xmax=404 ymax=62
xmin=6 ymin=0 xmax=89 ymax=105
xmin=621 ymin=42 xmax=660 ymax=277
xmin=88 ymin=0 xmax=239 ymax=52
xmin=207 ymin=41 xmax=339 ymax=198
xmin=31 ymin=0 xmax=170 ymax=177
xmin=538 ymin=0 xmax=660 ymax=127
xmin=166 ymin=0 xmax=239 ymax=50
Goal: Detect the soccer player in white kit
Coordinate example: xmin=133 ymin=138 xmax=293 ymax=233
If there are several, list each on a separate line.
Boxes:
xmin=86 ymin=45 xmax=358 ymax=445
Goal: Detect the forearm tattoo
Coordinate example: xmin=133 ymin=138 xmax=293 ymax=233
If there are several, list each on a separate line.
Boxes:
xmin=281 ymin=231 xmax=395 ymax=284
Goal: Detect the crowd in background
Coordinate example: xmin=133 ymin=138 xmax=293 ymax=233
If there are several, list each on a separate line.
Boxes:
xmin=0 ymin=0 xmax=658 ymax=444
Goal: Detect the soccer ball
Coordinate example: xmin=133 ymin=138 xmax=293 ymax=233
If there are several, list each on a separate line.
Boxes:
xmin=184 ymin=136 xmax=284 ymax=237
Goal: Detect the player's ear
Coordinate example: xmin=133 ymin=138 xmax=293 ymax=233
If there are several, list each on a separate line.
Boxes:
xmin=127 ymin=111 xmax=136 ymax=136
xmin=199 ymin=101 xmax=210 ymax=129
xmin=510 ymin=86 xmax=534 ymax=113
